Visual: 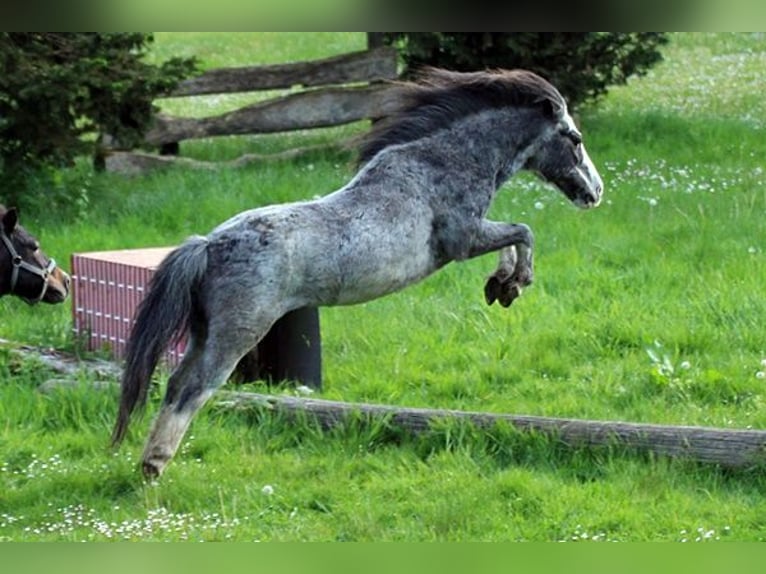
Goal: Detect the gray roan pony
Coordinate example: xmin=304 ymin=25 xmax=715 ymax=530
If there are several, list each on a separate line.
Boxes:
xmin=112 ymin=68 xmax=604 ymax=478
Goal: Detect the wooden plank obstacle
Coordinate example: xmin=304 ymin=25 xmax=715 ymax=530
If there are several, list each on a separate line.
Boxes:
xmin=209 ymin=392 xmax=766 ymax=469
xmin=5 ymin=337 xmax=763 ymax=468
xmin=15 ymin=336 xmax=766 ymax=469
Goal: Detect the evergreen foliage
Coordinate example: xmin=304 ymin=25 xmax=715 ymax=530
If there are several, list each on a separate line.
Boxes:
xmin=0 ymin=33 xmax=196 ymax=204
xmin=383 ymin=33 xmax=668 ymax=109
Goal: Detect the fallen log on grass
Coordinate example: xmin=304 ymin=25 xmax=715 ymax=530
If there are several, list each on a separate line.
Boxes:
xmin=219 ymin=391 xmax=766 ymax=469
xmin=0 ymin=339 xmax=121 ymax=380
xmin=5 ymin=340 xmax=765 ymax=468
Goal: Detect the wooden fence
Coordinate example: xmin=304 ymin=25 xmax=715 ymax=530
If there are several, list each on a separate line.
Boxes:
xmin=104 ymin=46 xmax=401 ymax=174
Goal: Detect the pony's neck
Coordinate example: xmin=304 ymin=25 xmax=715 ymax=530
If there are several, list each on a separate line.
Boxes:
xmin=349 ymin=105 xmax=551 ymax=215
xmin=416 ymin=106 xmax=547 ymax=188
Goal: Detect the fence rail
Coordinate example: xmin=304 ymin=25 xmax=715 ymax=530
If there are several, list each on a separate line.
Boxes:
xmin=167 ymin=46 xmax=398 ymax=97
xmin=145 ymin=84 xmax=401 ymax=147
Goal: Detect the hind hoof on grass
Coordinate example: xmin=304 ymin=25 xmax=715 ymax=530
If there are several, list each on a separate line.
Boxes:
xmin=142 ymin=460 xmax=163 ymax=480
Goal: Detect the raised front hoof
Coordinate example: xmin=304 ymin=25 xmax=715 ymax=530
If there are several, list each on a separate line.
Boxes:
xmin=484 ymin=276 xmax=522 ymax=308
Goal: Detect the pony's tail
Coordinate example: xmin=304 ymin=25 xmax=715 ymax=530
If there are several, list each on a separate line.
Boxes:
xmin=110 ymin=236 xmax=209 ymax=447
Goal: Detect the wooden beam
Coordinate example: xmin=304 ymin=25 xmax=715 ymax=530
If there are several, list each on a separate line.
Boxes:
xmin=219 ymin=391 xmax=766 ymax=468
xmin=14 ymin=336 xmax=762 ymax=469
xmin=145 ymin=84 xmax=402 ymax=146
xmin=104 ymin=137 xmax=356 ymax=175
xmin=169 ymin=47 xmax=398 ymax=97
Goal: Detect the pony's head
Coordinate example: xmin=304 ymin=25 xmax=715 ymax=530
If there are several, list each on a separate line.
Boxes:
xmin=0 ymin=206 xmax=71 ymax=304
xmin=522 ymin=100 xmax=603 ymax=209
xmin=358 ymin=67 xmax=603 ymax=209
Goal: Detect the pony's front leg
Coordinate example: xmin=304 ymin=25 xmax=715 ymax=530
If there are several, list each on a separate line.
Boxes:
xmin=462 ymin=220 xmax=534 ymax=308
xmin=484 ymin=244 xmax=534 ymax=307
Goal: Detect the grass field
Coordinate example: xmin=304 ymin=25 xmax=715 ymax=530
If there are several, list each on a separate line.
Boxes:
xmin=1 ymin=32 xmax=766 ymax=541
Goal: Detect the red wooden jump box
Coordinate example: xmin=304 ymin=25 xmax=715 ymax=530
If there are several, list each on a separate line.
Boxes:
xmin=71 ymin=247 xmax=185 ymax=364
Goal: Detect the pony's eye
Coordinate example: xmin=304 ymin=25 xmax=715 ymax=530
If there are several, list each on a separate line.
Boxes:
xmin=568 ymin=133 xmax=583 ymax=161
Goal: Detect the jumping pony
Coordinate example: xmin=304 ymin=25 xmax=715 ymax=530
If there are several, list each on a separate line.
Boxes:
xmin=0 ymin=206 xmax=70 ymax=304
xmin=112 ymin=68 xmax=604 ymax=478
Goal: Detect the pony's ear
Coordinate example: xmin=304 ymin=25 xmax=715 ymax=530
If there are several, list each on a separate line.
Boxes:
xmin=2 ymin=207 xmax=18 ymax=235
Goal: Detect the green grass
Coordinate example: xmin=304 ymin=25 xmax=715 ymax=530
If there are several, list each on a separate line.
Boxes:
xmin=2 ymin=32 xmax=766 ymax=541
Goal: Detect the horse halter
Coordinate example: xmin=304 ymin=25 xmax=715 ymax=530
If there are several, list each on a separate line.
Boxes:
xmin=0 ymin=229 xmax=57 ymax=304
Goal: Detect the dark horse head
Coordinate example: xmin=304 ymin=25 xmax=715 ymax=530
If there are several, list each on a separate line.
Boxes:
xmin=0 ymin=206 xmax=71 ymax=304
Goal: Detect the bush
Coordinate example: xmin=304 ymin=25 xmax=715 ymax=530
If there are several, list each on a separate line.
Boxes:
xmin=0 ymin=33 xmax=196 ymax=207
xmin=382 ymin=32 xmax=668 ymax=110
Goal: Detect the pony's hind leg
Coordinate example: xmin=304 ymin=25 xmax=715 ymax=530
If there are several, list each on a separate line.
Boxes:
xmin=140 ymin=356 xmax=214 ymax=478
xmin=484 ymin=244 xmax=534 ymax=307
xmin=140 ymin=327 xmax=265 ymax=478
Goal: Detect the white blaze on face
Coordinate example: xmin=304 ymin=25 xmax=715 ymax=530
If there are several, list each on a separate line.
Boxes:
xmin=562 ymin=111 xmax=604 ymax=208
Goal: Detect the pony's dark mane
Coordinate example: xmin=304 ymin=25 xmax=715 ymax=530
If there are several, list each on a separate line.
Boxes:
xmin=358 ymin=68 xmax=567 ymax=166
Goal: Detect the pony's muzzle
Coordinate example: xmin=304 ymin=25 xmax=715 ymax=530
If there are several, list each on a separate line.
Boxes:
xmin=583 ymin=182 xmax=603 ymax=209
xmin=572 ymin=164 xmax=604 ymax=209
xmin=43 ymin=268 xmax=71 ymax=304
